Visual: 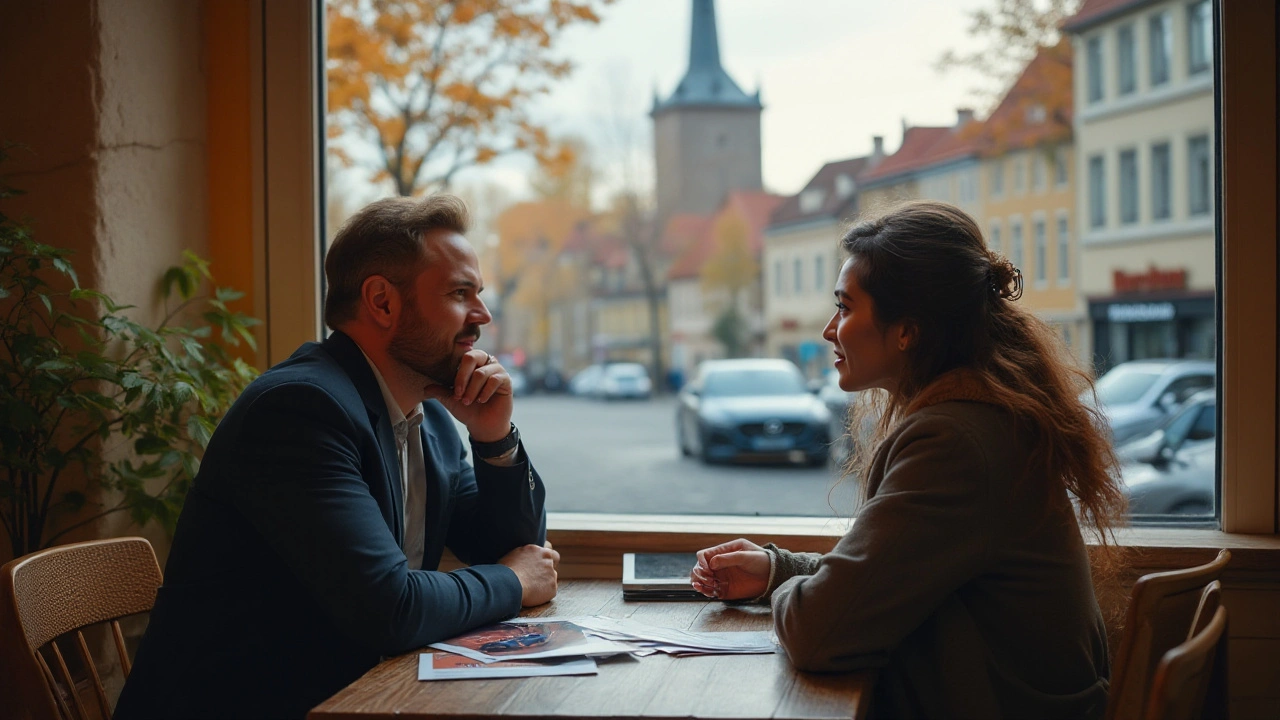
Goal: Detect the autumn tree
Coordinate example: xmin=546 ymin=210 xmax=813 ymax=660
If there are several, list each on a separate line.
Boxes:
xmin=327 ymin=0 xmax=612 ymax=197
xmin=492 ymin=198 xmax=589 ymax=353
xmin=936 ymin=0 xmax=1081 ymax=109
xmin=702 ymin=210 xmax=757 ymax=357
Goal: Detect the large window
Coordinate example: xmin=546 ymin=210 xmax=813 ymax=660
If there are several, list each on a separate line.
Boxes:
xmin=314 ymin=1 xmax=1248 ymax=524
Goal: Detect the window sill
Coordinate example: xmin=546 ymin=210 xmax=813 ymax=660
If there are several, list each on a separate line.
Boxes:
xmin=543 ymin=512 xmax=1280 ymax=580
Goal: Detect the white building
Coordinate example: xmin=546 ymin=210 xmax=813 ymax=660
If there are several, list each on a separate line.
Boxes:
xmin=1064 ymin=0 xmax=1216 ymax=371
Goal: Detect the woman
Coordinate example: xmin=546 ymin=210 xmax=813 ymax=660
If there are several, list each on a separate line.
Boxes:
xmin=692 ymin=201 xmax=1124 ymax=720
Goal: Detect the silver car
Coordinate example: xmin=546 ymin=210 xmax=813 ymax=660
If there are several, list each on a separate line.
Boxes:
xmin=1090 ymin=359 xmax=1215 ymax=445
xmin=1118 ymin=389 xmax=1216 ymax=516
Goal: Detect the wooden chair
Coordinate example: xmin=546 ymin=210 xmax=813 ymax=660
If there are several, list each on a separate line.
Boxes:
xmin=1144 ymin=605 xmax=1229 ymax=720
xmin=0 ymin=537 xmax=163 ymax=720
xmin=1105 ymin=549 xmax=1231 ymax=720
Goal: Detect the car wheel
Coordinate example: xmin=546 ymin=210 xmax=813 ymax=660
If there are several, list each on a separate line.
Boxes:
xmin=696 ymin=426 xmax=714 ymax=464
xmin=678 ymin=416 xmax=692 ymax=457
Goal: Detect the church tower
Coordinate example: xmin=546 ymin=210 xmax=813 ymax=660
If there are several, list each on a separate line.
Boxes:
xmin=651 ymin=0 xmax=763 ymax=228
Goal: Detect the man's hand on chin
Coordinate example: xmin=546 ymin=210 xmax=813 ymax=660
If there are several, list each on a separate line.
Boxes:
xmin=499 ymin=543 xmax=560 ymax=607
xmin=423 ymin=349 xmax=513 ymax=442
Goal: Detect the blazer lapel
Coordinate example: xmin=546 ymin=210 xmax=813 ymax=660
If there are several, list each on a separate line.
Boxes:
xmin=323 ymin=331 xmax=405 ymax=546
xmin=418 ymin=418 xmax=449 ymax=569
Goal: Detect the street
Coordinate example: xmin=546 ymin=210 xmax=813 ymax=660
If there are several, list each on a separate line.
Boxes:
xmin=453 ymin=395 xmax=860 ymax=517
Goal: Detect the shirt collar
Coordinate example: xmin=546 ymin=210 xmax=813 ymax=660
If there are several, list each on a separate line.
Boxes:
xmin=358 ymin=348 xmax=424 ymax=429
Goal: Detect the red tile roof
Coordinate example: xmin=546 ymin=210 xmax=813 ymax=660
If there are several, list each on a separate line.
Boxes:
xmin=667 ymin=191 xmax=785 ymax=280
xmin=978 ymin=43 xmax=1074 ymax=153
xmin=769 ymin=155 xmax=875 ymax=228
xmin=1061 ymin=0 xmax=1150 ymax=33
xmin=659 ymin=213 xmax=713 ymax=257
xmin=860 ymin=125 xmax=980 ymax=186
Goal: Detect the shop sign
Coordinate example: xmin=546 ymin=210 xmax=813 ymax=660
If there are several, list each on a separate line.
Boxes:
xmin=1114 ymin=266 xmax=1188 ymax=294
xmin=1107 ymin=302 xmax=1177 ymax=323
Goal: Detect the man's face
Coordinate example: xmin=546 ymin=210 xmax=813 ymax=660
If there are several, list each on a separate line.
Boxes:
xmin=387 ymin=230 xmax=492 ymax=387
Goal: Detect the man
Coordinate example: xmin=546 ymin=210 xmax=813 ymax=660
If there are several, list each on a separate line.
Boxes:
xmin=115 ymin=195 xmax=558 ymax=719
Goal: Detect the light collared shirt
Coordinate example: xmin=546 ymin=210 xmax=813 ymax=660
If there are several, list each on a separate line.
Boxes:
xmin=360 ymin=352 xmax=427 ymax=571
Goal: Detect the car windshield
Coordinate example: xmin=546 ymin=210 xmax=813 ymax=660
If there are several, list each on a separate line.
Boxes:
xmin=703 ymin=368 xmax=806 ymax=397
xmin=1095 ymin=366 xmax=1163 ymax=405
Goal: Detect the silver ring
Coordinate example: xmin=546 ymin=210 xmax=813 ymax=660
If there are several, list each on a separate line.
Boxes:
xmin=484 ymin=352 xmax=493 ymax=367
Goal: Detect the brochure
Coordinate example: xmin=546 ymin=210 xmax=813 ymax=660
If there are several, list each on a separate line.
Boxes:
xmin=428 ymin=619 xmax=637 ymax=664
xmin=417 ymin=652 xmax=598 ymax=681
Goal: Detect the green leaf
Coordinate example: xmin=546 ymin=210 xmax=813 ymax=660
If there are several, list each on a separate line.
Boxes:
xmin=162 ymin=266 xmax=193 ymax=300
xmin=187 ymin=415 xmax=213 ymax=449
xmin=51 ymin=257 xmax=80 ymax=287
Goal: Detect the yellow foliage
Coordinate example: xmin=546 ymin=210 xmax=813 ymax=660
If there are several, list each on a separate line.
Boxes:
xmin=702 ymin=210 xmax=759 ymax=294
xmin=326 ymin=0 xmax=614 ymax=196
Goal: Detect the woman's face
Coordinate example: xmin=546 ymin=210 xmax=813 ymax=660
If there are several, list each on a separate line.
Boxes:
xmin=822 ymin=257 xmax=911 ymax=393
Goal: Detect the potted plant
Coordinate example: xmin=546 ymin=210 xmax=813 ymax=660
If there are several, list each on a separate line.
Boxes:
xmin=0 ymin=166 xmax=259 ymax=560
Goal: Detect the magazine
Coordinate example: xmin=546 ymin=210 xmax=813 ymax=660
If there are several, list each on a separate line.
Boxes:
xmin=428 ymin=619 xmax=636 ymax=664
xmin=417 ymin=652 xmax=598 ymax=681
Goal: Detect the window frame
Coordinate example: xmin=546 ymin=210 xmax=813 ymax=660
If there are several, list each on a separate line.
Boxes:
xmin=258 ymin=0 xmax=1275 ymax=554
xmin=1086 ymin=34 xmax=1105 ymax=104
xmin=1118 ymin=147 xmax=1140 ymax=224
xmin=1117 ymin=22 xmax=1137 ymax=96
xmin=1088 ymin=153 xmax=1107 ymax=228
xmin=1151 ymin=140 xmax=1173 ymax=220
xmin=1188 ymin=0 xmax=1213 ymax=75
xmin=1149 ymin=11 xmax=1172 ymax=87
xmin=1055 ymin=211 xmax=1070 ymax=285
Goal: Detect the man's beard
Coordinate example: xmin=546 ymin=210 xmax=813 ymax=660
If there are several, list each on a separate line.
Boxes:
xmin=388 ymin=308 xmax=481 ymax=388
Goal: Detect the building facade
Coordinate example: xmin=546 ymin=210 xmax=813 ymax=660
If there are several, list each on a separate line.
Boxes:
xmin=763 ymin=146 xmax=882 ymax=379
xmin=1064 ymin=0 xmax=1216 ymax=371
xmin=979 ymin=46 xmax=1087 ymax=360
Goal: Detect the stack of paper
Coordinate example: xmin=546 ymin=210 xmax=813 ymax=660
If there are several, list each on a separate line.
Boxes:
xmin=418 ymin=615 xmax=777 ymax=681
xmin=573 ymin=615 xmax=777 ymax=657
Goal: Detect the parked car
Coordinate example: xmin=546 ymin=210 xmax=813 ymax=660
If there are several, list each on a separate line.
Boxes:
xmin=1090 ymin=359 xmax=1215 ymax=445
xmin=508 ymin=368 xmax=529 ymax=396
xmin=817 ymin=369 xmax=855 ymax=466
xmin=676 ymin=359 xmax=831 ymax=466
xmin=594 ymin=362 xmax=653 ymax=400
xmin=1118 ymin=389 xmax=1216 ymax=516
xmin=569 ymin=365 xmax=605 ymax=396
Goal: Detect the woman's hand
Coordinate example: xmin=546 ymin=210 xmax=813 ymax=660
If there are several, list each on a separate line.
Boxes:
xmin=691 ymin=538 xmax=771 ymax=601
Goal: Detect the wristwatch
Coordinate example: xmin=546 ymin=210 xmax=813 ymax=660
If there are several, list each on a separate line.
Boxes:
xmin=470 ymin=423 xmax=520 ymax=459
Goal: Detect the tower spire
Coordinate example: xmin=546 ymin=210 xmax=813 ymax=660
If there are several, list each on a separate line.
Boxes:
xmin=688 ymin=0 xmax=722 ymax=73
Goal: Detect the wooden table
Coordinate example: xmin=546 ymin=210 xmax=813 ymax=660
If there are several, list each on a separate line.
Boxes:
xmin=309 ymin=579 xmax=873 ymax=720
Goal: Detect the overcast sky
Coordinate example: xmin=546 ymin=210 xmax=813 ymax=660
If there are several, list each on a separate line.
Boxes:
xmin=335 ymin=0 xmax=992 ymax=208
xmin=451 ymin=0 xmax=991 ymax=202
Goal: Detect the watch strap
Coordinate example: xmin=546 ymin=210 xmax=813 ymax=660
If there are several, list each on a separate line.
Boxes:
xmin=470 ymin=423 xmax=520 ymax=459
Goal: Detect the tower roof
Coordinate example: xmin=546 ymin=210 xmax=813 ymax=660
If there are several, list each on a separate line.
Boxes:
xmin=653 ymin=0 xmax=761 ymax=113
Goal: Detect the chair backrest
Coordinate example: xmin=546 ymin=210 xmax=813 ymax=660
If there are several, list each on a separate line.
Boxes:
xmin=1144 ymin=605 xmax=1229 ymax=720
xmin=0 ymin=537 xmax=163 ymax=720
xmin=1105 ymin=549 xmax=1231 ymax=720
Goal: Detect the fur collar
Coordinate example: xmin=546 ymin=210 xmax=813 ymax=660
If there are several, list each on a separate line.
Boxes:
xmin=902 ymin=368 xmax=997 ymax=417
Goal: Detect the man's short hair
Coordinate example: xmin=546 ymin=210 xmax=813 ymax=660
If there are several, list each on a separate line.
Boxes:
xmin=323 ymin=194 xmax=470 ymax=329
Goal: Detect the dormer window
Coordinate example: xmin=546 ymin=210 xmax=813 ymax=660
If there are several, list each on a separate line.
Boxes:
xmin=799 ymin=188 xmax=826 ymax=213
xmin=834 ymin=174 xmax=855 ymax=198
xmin=1026 ymin=104 xmax=1047 ymax=124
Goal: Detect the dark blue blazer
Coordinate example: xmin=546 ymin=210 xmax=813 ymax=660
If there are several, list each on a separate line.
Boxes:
xmin=114 ymin=331 xmax=546 ymax=719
